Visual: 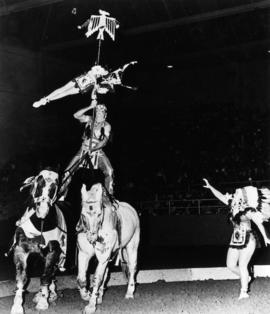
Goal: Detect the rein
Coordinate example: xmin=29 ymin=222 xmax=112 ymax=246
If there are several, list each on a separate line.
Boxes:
xmin=39 ymin=219 xmax=45 ymax=248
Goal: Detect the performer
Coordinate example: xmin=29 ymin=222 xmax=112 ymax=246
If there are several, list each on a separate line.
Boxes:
xmin=59 ymin=93 xmax=114 ymax=199
xmin=203 ymin=178 xmax=270 ymax=300
xmin=33 ymin=61 xmax=137 ymax=108
xmin=33 ymin=65 xmax=109 ymax=108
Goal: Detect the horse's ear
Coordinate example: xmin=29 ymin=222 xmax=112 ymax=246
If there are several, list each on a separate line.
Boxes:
xmin=19 ymin=176 xmax=36 ymax=192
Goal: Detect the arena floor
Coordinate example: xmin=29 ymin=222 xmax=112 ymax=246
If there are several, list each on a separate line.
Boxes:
xmin=1 ymin=278 xmax=270 ymax=314
xmin=2 ymin=244 xmax=270 ymax=313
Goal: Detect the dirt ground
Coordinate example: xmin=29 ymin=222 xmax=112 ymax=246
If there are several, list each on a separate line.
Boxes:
xmin=1 ymin=278 xmax=270 ymax=314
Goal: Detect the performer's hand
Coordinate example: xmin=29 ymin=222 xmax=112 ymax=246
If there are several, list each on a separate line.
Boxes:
xmin=33 ymin=97 xmax=47 ymax=108
xmin=97 ymin=86 xmax=109 ymax=94
xmin=91 ymin=99 xmax=98 ymax=107
xmin=202 ymin=178 xmax=211 ymax=189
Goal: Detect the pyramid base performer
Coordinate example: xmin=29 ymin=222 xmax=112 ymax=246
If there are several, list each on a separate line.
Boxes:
xmin=203 ymin=178 xmax=270 ymax=300
xmin=59 ymin=98 xmax=114 ymax=200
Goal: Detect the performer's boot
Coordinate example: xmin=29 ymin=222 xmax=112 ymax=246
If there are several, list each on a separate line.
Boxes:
xmin=105 ymin=175 xmax=114 ymax=195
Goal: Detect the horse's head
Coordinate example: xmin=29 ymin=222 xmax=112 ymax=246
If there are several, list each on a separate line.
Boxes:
xmin=21 ymin=170 xmax=59 ymax=219
xmin=79 ymin=183 xmax=105 ymax=244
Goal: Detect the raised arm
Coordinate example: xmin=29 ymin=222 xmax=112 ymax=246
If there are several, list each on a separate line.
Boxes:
xmin=73 ymin=100 xmax=97 ymax=123
xmin=74 ymin=88 xmax=98 ymax=122
xmin=202 ymin=178 xmax=230 ymax=205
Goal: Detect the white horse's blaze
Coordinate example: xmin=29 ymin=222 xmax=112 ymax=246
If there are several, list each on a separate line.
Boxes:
xmin=77 ymin=183 xmax=140 ymax=313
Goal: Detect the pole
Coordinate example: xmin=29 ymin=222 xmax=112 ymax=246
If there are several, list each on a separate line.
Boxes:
xmin=96 ymin=39 xmax=102 ymax=65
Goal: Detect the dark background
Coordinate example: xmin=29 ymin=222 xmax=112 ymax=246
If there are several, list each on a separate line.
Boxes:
xmin=0 ymin=1 xmax=270 ymax=267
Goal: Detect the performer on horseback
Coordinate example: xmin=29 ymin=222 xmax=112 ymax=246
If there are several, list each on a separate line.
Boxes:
xmin=203 ymin=178 xmax=270 ymax=300
xmin=59 ymin=90 xmax=114 ymax=199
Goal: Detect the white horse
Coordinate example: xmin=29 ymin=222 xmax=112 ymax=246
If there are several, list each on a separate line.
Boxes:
xmin=76 ymin=183 xmax=140 ymax=314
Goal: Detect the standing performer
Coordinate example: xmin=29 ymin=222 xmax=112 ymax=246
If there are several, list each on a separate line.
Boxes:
xmin=203 ymin=178 xmax=270 ymax=300
xmin=59 ymin=93 xmax=114 ymax=199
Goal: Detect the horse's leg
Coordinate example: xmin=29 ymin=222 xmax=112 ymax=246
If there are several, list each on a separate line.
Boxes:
xmin=97 ymin=266 xmax=109 ymax=305
xmin=11 ymin=247 xmax=29 ymax=314
xmin=48 ymin=279 xmax=58 ymax=302
xmin=125 ymin=228 xmax=140 ymax=299
xmin=84 ymin=261 xmax=108 ymax=314
xmin=36 ymin=241 xmax=61 ymax=310
xmin=77 ymin=249 xmax=93 ymax=301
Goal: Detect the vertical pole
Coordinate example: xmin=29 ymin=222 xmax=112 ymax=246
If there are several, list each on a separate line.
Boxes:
xmin=96 ymin=39 xmax=102 ymax=65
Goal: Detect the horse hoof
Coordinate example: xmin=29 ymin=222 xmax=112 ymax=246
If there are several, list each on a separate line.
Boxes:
xmin=97 ymin=296 xmax=103 ymax=305
xmin=125 ymin=293 xmax=134 ymax=299
xmin=79 ymin=291 xmax=90 ymax=301
xmin=49 ymin=292 xmax=58 ymax=302
xmin=35 ymin=300 xmax=49 ymax=311
xmin=11 ymin=305 xmax=24 ymax=314
xmin=33 ymin=291 xmax=42 ymax=304
xmin=83 ymin=305 xmax=96 ymax=314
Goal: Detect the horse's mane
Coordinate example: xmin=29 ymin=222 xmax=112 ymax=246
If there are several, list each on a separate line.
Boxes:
xmin=102 ymin=186 xmax=118 ymax=210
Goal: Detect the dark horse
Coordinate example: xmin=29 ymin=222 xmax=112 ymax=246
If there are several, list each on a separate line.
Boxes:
xmin=10 ymin=169 xmax=67 ymax=314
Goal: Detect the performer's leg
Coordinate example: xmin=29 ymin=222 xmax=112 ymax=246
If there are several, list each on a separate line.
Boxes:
xmin=238 ymin=236 xmax=256 ymax=298
xmin=97 ymin=153 xmax=114 ymax=194
xmin=33 ymin=81 xmax=80 ymax=108
xmin=46 ymin=81 xmax=80 ymax=101
xmin=226 ymin=247 xmax=240 ymax=276
xmin=58 ymin=149 xmax=82 ymax=199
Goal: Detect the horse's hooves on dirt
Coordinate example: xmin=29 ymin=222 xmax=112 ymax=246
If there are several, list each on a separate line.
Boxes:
xmin=49 ymin=293 xmax=58 ymax=302
xmin=80 ymin=291 xmax=91 ymax=301
xmin=83 ymin=305 xmax=96 ymax=314
xmin=11 ymin=305 xmax=24 ymax=314
xmin=97 ymin=297 xmax=103 ymax=304
xmin=125 ymin=294 xmax=134 ymax=299
xmin=35 ymin=301 xmax=49 ymax=311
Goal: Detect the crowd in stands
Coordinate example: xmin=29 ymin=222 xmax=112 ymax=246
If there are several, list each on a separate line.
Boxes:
xmin=115 ymin=101 xmax=270 ymax=202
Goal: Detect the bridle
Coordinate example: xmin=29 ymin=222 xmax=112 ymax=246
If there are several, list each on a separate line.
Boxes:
xmin=80 ymin=198 xmax=105 ymax=245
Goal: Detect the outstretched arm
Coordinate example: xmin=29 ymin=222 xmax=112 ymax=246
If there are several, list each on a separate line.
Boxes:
xmin=74 ymin=100 xmax=97 ymax=123
xmin=203 ymin=178 xmax=230 ymax=205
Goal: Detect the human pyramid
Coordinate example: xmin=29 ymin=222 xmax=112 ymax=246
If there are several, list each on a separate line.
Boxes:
xmin=32 ymin=9 xmax=137 ymax=200
xmin=9 ymin=12 xmax=140 ymax=314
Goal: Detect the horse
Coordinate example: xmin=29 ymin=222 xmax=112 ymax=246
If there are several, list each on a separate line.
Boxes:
xmin=76 ymin=182 xmax=140 ymax=314
xmin=10 ymin=169 xmax=67 ymax=314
